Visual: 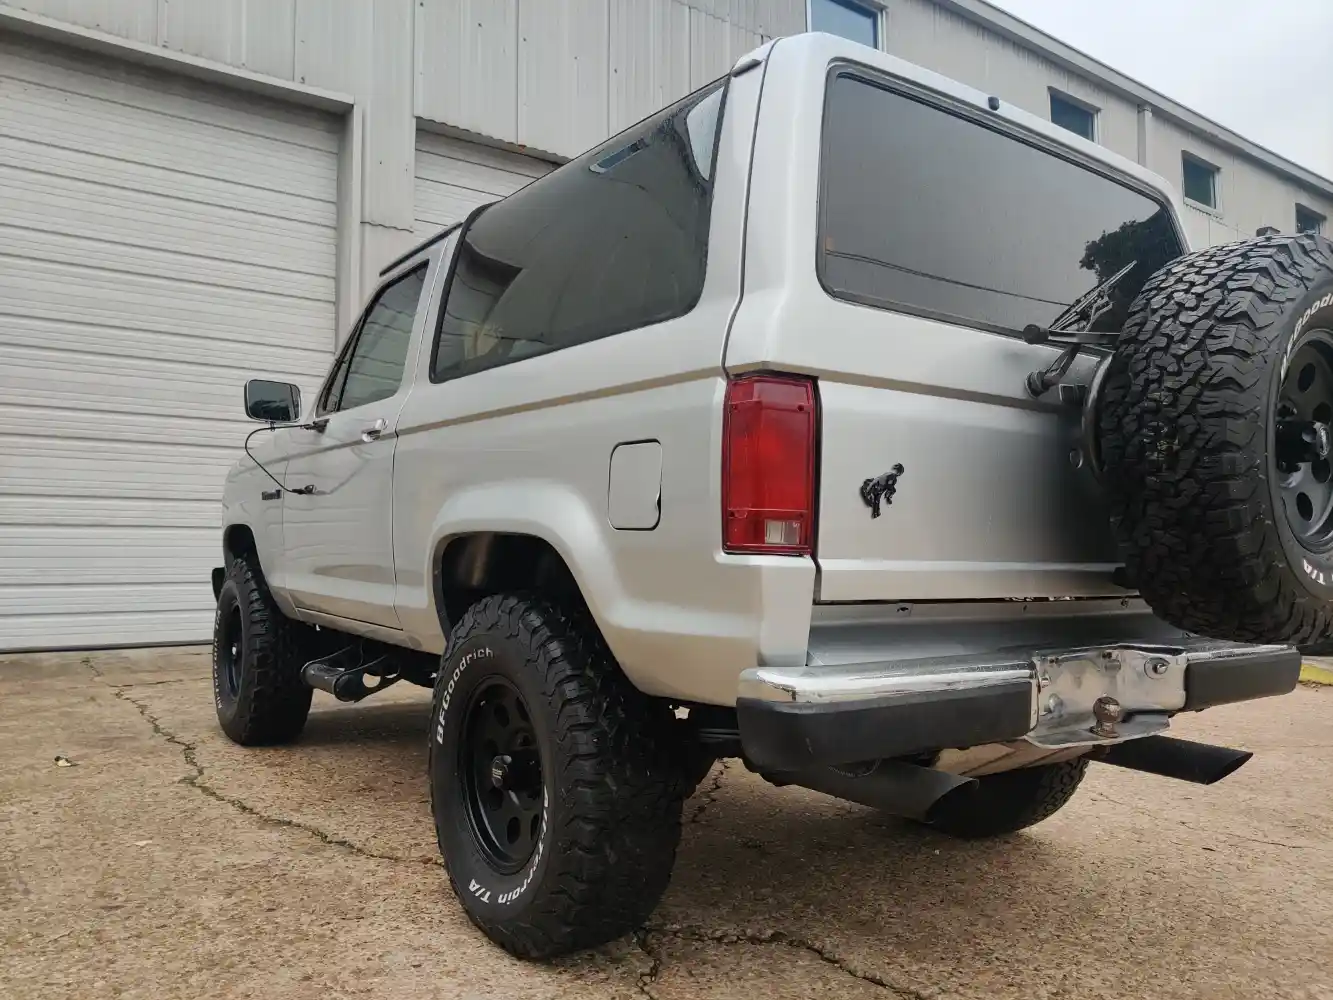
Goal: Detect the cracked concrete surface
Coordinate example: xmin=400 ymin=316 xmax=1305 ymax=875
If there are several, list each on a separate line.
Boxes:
xmin=3 ymin=647 xmax=1333 ymax=1000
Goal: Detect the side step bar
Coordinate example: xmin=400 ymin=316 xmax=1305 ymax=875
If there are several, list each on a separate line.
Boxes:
xmin=300 ymin=644 xmax=399 ymax=703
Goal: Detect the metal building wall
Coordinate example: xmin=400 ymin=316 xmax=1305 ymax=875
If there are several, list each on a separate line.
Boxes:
xmin=0 ymin=0 xmax=801 ymax=295
xmin=3 ymin=0 xmax=1329 ymax=261
xmin=883 ymin=0 xmax=1333 ymax=247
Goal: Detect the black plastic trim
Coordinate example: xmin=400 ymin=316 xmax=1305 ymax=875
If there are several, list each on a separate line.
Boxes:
xmin=737 ymin=680 xmax=1034 ymax=771
xmin=1182 ymin=646 xmax=1301 ymax=711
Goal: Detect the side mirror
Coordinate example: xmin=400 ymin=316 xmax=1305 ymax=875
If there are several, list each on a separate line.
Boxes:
xmin=244 ymin=379 xmax=301 ymax=423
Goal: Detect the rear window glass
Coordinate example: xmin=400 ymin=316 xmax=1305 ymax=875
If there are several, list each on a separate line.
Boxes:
xmin=430 ymin=79 xmax=726 ymax=383
xmin=818 ymin=73 xmax=1184 ymax=335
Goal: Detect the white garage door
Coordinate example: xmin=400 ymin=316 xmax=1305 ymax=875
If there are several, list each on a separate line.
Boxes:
xmin=0 ymin=37 xmax=339 ymax=651
xmin=414 ymin=131 xmax=552 ymax=238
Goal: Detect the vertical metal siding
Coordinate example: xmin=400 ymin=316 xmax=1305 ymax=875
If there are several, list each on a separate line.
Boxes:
xmin=517 ymin=0 xmax=610 ymax=157
xmin=415 ymin=0 xmax=519 ymax=140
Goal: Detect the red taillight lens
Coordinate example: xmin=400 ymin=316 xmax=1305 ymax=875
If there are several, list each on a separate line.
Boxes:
xmin=722 ymin=373 xmax=817 ymax=555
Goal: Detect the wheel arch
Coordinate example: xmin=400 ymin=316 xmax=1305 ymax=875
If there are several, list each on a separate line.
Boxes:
xmin=424 ymin=481 xmax=624 ymax=642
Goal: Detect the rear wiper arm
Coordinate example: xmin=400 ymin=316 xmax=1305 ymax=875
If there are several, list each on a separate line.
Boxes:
xmin=1023 ymin=260 xmax=1137 ymax=399
xmin=1023 ymin=260 xmax=1138 ymax=346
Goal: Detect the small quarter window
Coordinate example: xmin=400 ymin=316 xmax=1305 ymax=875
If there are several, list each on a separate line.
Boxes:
xmin=1182 ymin=154 xmax=1219 ymax=209
xmin=430 ymin=78 xmax=726 ymax=383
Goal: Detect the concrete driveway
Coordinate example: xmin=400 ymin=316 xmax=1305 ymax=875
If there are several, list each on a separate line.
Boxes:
xmin=2 ymin=647 xmax=1331 ymax=1000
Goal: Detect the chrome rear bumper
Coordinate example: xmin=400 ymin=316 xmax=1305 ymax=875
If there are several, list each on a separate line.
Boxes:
xmin=735 ymin=639 xmax=1299 ymax=771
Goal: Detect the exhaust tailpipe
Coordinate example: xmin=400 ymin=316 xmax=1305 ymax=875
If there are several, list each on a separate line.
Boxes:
xmin=765 ymin=760 xmax=977 ymax=821
xmin=1095 ymin=735 xmax=1252 ymax=785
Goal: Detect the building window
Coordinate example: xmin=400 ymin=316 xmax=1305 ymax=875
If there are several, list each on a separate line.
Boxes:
xmin=1297 ymin=204 xmax=1326 ymax=234
xmin=1182 ymin=153 xmax=1219 ymax=209
xmin=809 ymin=0 xmax=879 ymax=49
xmin=1049 ymin=91 xmax=1097 ymax=142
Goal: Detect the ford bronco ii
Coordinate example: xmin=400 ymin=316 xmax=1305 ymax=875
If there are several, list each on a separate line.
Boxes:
xmin=212 ymin=33 xmax=1329 ymax=958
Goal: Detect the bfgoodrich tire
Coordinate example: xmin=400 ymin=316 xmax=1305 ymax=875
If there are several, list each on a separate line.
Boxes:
xmin=926 ymin=759 xmax=1088 ymax=839
xmin=429 ymin=594 xmax=687 ymax=959
xmin=1098 ymin=232 xmax=1333 ymax=645
xmin=212 ymin=553 xmax=315 ymax=746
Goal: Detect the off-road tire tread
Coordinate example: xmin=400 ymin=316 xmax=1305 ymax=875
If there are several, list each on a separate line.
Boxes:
xmin=215 ymin=552 xmax=314 ymax=745
xmin=1098 ymin=232 xmax=1333 ymax=643
xmin=431 ymin=594 xmax=686 ymax=959
xmin=928 ymin=759 xmax=1088 ymax=839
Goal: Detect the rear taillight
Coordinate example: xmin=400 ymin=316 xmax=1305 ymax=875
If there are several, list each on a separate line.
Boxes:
xmin=722 ymin=373 xmax=817 ymax=555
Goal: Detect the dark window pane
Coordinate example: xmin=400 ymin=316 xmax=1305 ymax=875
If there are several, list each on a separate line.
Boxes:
xmin=1050 ymin=93 xmax=1095 ymax=141
xmin=1182 ymin=155 xmax=1218 ymax=208
xmin=337 ymin=265 xmax=427 ymax=411
xmin=432 ymin=80 xmax=725 ymax=382
xmin=1297 ymin=205 xmax=1325 ymax=234
xmin=810 ymin=0 xmax=878 ymax=48
xmin=818 ymin=74 xmax=1184 ymax=335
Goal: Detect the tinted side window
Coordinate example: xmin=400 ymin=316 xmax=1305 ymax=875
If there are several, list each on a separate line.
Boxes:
xmin=819 ymin=74 xmax=1184 ymax=335
xmin=333 ymin=265 xmax=427 ymax=412
xmin=431 ymin=80 xmax=726 ymax=382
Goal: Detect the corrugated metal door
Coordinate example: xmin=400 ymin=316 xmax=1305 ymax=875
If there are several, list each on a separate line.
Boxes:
xmin=413 ymin=131 xmax=552 ymax=237
xmin=0 ymin=38 xmax=340 ymax=651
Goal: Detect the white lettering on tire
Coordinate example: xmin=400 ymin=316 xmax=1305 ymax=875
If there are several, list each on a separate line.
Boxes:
xmin=466 ymin=788 xmax=549 ymax=908
xmin=434 ymin=645 xmax=493 ymax=745
xmin=1303 ymin=558 xmax=1328 ymax=586
xmin=1285 ymin=292 xmax=1333 ymax=377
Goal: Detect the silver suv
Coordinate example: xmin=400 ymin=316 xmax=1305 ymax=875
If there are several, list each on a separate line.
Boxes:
xmin=213 ymin=33 xmax=1332 ymax=959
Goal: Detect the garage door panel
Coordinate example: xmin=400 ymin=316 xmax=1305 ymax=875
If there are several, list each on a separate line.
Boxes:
xmin=0 ymin=258 xmax=335 ymax=354
xmin=0 ymin=134 xmax=335 ymax=228
xmin=0 ymin=315 xmax=332 ymax=380
xmin=0 ymin=39 xmax=339 ymax=650
xmin=414 ymin=184 xmax=497 ymax=235
xmin=0 ymin=79 xmax=338 ymax=199
xmin=413 ymin=132 xmax=553 ymax=236
xmin=1 ymin=169 xmax=336 ymax=280
xmin=0 ymin=583 xmax=218 ymax=618
xmin=1 ymin=525 xmax=219 ymax=582
xmin=2 ymin=438 xmax=236 ymax=501
xmin=415 ymin=133 xmax=551 ymax=182
xmin=0 ymin=37 xmax=341 ymax=152
xmin=0 ymin=610 xmax=215 ymax=650
xmin=0 ymin=404 xmax=268 ymax=451
xmin=0 ymin=496 xmax=220 ymax=529
xmin=1 ymin=348 xmax=326 ymax=424
xmin=0 ymin=223 xmax=333 ymax=303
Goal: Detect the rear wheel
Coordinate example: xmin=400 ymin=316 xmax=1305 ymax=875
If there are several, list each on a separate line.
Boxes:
xmin=212 ymin=553 xmax=315 ymax=745
xmin=429 ymin=594 xmax=687 ymax=959
xmin=1098 ymin=233 xmax=1333 ymax=645
xmin=926 ymin=759 xmax=1089 ymax=839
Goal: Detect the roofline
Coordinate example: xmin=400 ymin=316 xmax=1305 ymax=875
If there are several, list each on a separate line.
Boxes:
xmin=378 ymin=223 xmax=461 ymax=277
xmin=932 ymin=0 xmax=1333 ymax=198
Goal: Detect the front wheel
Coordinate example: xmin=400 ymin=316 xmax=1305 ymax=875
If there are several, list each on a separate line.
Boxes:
xmin=212 ymin=553 xmax=315 ymax=745
xmin=925 ymin=759 xmax=1088 ymax=839
xmin=429 ymin=594 xmax=687 ymax=959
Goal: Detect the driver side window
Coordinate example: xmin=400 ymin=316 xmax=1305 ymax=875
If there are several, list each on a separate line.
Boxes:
xmin=320 ymin=264 xmax=428 ymax=414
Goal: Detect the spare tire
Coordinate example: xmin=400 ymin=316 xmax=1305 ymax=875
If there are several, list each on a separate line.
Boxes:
xmin=1098 ymin=232 xmax=1333 ymax=646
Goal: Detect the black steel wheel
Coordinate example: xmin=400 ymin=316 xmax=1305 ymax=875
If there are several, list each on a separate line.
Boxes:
xmin=1276 ymin=330 xmax=1333 ymax=551
xmin=1098 ymin=232 xmax=1333 ymax=645
xmin=429 ymin=594 xmax=687 ymax=959
xmin=211 ymin=551 xmax=315 ymax=746
xmin=216 ymin=603 xmax=244 ymax=702
xmin=459 ymin=678 xmax=544 ymax=875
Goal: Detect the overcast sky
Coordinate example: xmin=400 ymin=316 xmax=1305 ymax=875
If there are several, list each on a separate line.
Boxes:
xmin=989 ymin=0 xmax=1333 ymax=179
